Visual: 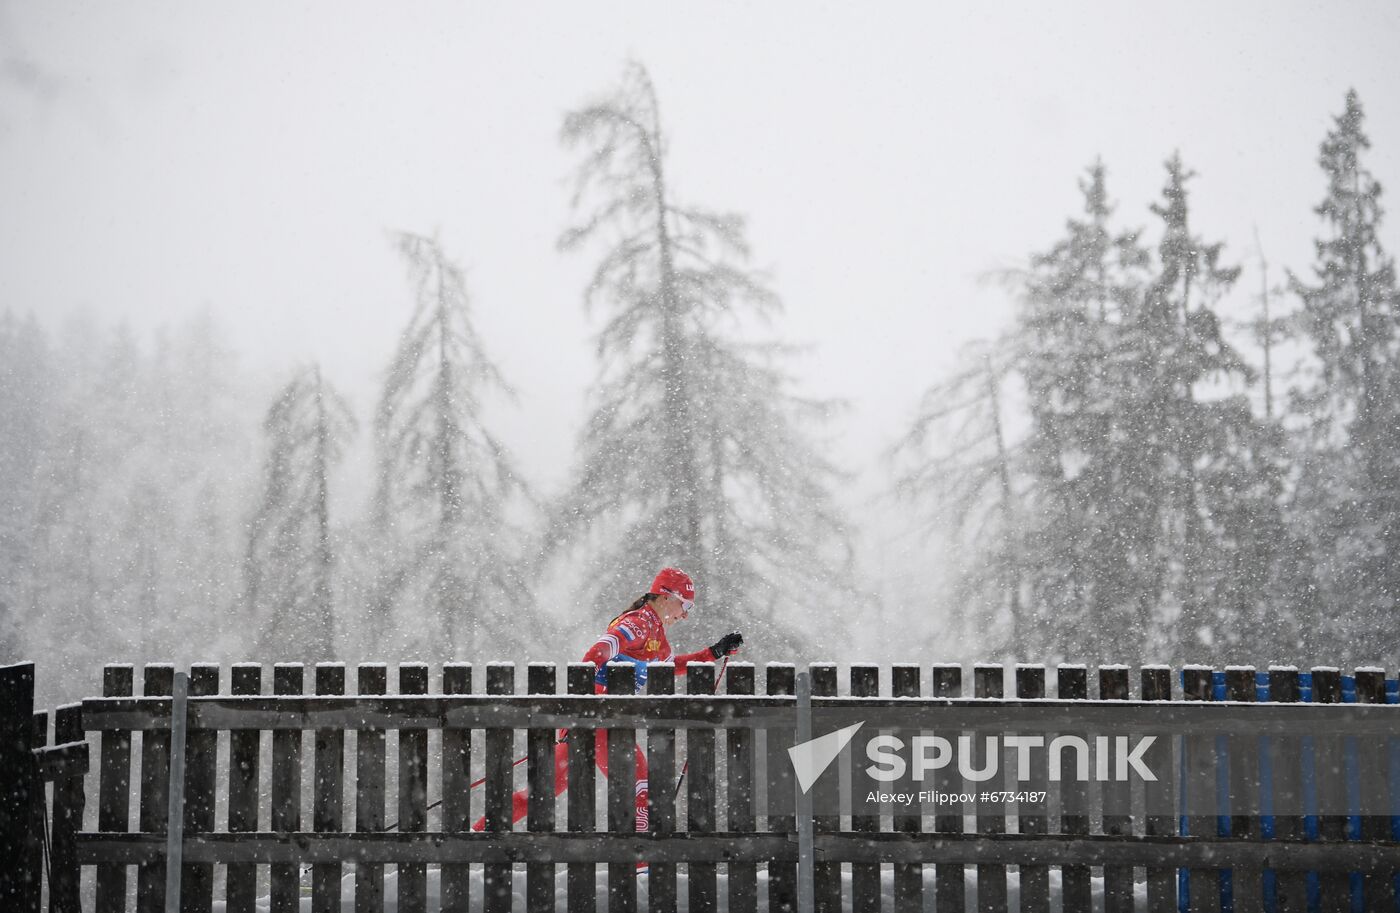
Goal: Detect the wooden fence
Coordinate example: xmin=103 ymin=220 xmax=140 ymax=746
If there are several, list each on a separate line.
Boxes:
xmin=4 ymin=659 xmax=1400 ymax=913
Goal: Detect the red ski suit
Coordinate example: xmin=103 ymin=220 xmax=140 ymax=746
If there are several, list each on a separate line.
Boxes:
xmin=472 ymin=600 xmax=716 ymax=831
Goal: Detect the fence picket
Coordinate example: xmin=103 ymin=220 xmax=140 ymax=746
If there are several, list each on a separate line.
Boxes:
xmin=313 ymin=664 xmax=345 ymax=913
xmin=887 ymin=664 xmax=921 ymax=913
xmin=764 ymin=664 xmax=797 ymax=913
xmin=136 ymin=664 xmax=174 ymax=913
xmin=396 ymin=663 xmax=429 ymax=913
xmin=848 ymin=664 xmax=881 ymax=913
xmin=566 ymin=662 xmax=597 ymax=913
xmin=1142 ymin=665 xmax=1177 ymax=913
xmin=606 ymin=662 xmax=638 ymax=913
xmin=1016 ymin=664 xmax=1049 ymax=913
xmin=1268 ymin=666 xmax=1307 ymax=913
xmin=226 ymin=664 xmax=261 ymax=913
xmin=1225 ymin=666 xmax=1263 ymax=913
xmin=687 ymin=662 xmax=718 ymax=913
xmin=931 ymin=663 xmax=966 ymax=913
xmin=726 ymin=662 xmax=758 ymax=913
xmin=269 ymin=664 xmax=304 ymax=913
xmin=96 ymin=664 xmax=133 ymax=913
xmin=180 ymin=663 xmax=219 ymax=913
xmin=525 ymin=662 xmax=556 ymax=913
xmin=441 ymin=663 xmax=472 ymax=913
xmin=1312 ymin=667 xmax=1349 ymax=913
xmin=1056 ymin=664 xmax=1090 ymax=913
xmin=973 ymin=663 xmax=1007 ymax=913
xmin=354 ymin=664 xmax=387 ymax=913
xmin=1354 ymin=667 xmax=1394 ymax=911
xmin=1183 ymin=665 xmax=1222 ymax=913
xmin=28 ymin=709 xmax=46 ymax=913
xmin=1099 ymin=665 xmax=1132 ymax=913
xmin=51 ymin=703 xmax=85 ymax=913
xmin=647 ymin=662 xmax=678 ymax=913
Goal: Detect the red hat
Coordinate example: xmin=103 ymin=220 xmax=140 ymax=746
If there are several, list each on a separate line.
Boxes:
xmin=649 ymin=567 xmax=696 ymax=608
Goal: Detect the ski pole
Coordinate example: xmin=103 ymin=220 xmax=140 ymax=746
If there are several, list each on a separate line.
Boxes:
xmin=673 ymin=654 xmax=730 ymax=799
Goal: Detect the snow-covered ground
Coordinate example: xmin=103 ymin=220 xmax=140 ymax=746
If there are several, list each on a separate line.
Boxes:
xmin=213 ymin=863 xmax=1136 ymax=912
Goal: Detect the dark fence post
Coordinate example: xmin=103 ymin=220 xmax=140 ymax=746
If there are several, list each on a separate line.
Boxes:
xmin=648 ymin=661 xmax=678 ymax=913
xmin=27 ymin=707 xmax=46 ymax=913
xmin=226 ymin=663 xmax=261 ymax=913
xmin=1354 ymin=667 xmax=1394 ymax=911
xmin=1312 ymin=666 xmax=1348 ymax=913
xmin=1056 ymin=664 xmax=1090 ymax=913
xmin=1182 ymin=665 xmax=1221 ymax=913
xmin=313 ymin=663 xmax=346 ymax=913
xmin=726 ymin=661 xmax=758 ymax=913
xmin=96 ymin=663 xmax=135 ymax=913
xmin=764 ymin=663 xmax=797 ymax=913
xmin=809 ymin=663 xmax=838 ymax=913
xmin=1099 ymin=665 xmax=1132 ymax=913
xmin=1141 ymin=664 xmax=1177 ymax=913
xmin=566 ymin=662 xmax=597 ymax=913
xmin=397 ymin=663 xmax=429 ymax=913
xmin=182 ymin=663 xmax=218 ymax=913
xmin=1225 ymin=666 xmax=1263 ymax=913
xmin=441 ymin=662 xmax=472 ymax=913
xmin=269 ymin=663 xmax=304 ymax=913
xmin=891 ymin=664 xmax=922 ymax=913
xmin=931 ymin=663 xmax=965 ymax=913
xmin=136 ymin=664 xmax=174 ymax=913
xmin=848 ymin=664 xmax=880 ymax=913
xmin=0 ymin=663 xmax=37 ymax=913
xmin=355 ymin=663 xmax=388 ymax=913
xmin=972 ymin=663 xmax=1007 ymax=913
xmin=525 ymin=662 xmax=555 ymax=913
xmin=483 ymin=662 xmax=515 ymax=913
xmin=1268 ymin=666 xmax=1307 ymax=913
xmin=687 ymin=661 xmax=718 ymax=913
xmin=607 ymin=661 xmax=637 ymax=913
xmin=50 ymin=702 xmax=86 ymax=913
xmin=1016 ymin=664 xmax=1049 ymax=913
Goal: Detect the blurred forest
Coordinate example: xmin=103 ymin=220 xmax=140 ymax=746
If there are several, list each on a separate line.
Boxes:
xmin=2 ymin=71 xmax=1396 ymax=704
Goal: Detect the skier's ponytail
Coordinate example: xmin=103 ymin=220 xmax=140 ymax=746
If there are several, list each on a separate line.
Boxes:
xmin=608 ymin=592 xmax=659 ymax=628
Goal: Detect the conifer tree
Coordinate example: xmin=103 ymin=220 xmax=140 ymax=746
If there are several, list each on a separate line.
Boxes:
xmin=244 ymin=364 xmax=355 ymax=661
xmin=546 ymin=61 xmax=856 ymax=652
xmin=368 ymin=231 xmax=530 ymax=657
xmin=1290 ymin=90 xmax=1400 ymax=663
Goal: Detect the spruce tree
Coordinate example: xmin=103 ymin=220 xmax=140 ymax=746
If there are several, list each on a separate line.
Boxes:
xmin=547 ymin=62 xmax=856 ymax=652
xmin=1290 ymin=90 xmax=1400 ymax=663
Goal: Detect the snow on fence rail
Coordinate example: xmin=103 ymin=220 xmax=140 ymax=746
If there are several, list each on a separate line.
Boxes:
xmin=4 ymin=659 xmax=1400 ymax=913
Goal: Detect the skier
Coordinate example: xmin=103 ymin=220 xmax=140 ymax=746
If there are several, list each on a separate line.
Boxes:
xmin=471 ymin=567 xmax=743 ymax=832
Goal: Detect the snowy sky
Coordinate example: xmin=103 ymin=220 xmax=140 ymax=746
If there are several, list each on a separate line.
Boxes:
xmin=2 ymin=2 xmax=1398 ymax=556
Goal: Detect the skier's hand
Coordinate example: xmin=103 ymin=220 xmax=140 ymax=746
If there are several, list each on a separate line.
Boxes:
xmin=709 ymin=631 xmax=743 ymax=658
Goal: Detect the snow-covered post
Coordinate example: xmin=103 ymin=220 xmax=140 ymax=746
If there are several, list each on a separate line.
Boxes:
xmin=1100 ymin=664 xmax=1132 ymax=912
xmin=1055 ymin=663 xmax=1090 ymax=910
xmin=794 ymin=669 xmax=814 ymax=913
xmin=891 ymin=664 xmax=923 ymax=912
xmin=1141 ymin=664 xmax=1177 ymax=912
xmin=162 ymin=670 xmax=188 ymax=913
xmin=973 ymin=664 xmax=1008 ymax=910
xmin=96 ymin=663 xmax=134 ymax=913
xmin=1016 ymin=664 xmax=1049 ymax=913
xmin=931 ymin=663 xmax=965 ymax=913
xmin=226 ymin=663 xmax=262 ymax=913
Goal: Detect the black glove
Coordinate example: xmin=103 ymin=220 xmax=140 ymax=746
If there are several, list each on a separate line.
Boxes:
xmin=709 ymin=631 xmax=743 ymax=658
